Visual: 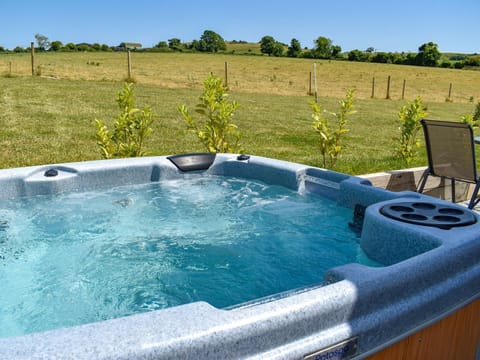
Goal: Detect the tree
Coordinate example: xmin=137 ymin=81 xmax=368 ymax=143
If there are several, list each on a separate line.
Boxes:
xmin=272 ymin=42 xmax=284 ymax=57
xmin=348 ymin=49 xmax=368 ymax=62
xmin=371 ymin=52 xmax=391 ymax=64
xmin=49 ymin=40 xmax=63 ymax=51
xmin=155 ymin=41 xmax=168 ymax=49
xmin=331 ymin=45 xmax=342 ymax=58
xmin=63 ymin=42 xmax=77 ymax=51
xmin=197 ymin=30 xmax=226 ymax=52
xmin=404 ymin=53 xmax=417 ymax=65
xmin=168 ymin=38 xmax=182 ymax=50
xmin=190 ymin=40 xmax=201 ymax=51
xmin=415 ymin=42 xmax=441 ymax=67
xmin=260 ymin=36 xmax=276 ymax=56
xmin=13 ymin=46 xmax=26 ymax=53
xmin=464 ymin=56 xmax=480 ymax=67
xmin=287 ymin=38 xmax=302 ymax=57
xmin=314 ymin=36 xmax=333 ymax=59
xmin=35 ymin=33 xmax=49 ymax=51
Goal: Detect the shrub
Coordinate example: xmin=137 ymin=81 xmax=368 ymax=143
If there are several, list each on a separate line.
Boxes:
xmin=395 ymin=96 xmax=428 ymax=166
xmin=474 ymin=101 xmax=480 ymax=121
xmin=311 ymin=88 xmax=356 ymax=169
xmin=464 ymin=56 xmax=480 ymax=67
xmin=178 ymin=73 xmax=242 ymax=153
xmin=460 ymin=113 xmax=477 ymax=128
xmin=440 ymin=60 xmax=452 ymax=68
xmin=460 ymin=101 xmax=480 ymax=128
xmin=94 ymin=82 xmax=154 ymax=158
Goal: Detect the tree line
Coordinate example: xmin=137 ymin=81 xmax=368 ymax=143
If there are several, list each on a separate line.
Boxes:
xmin=258 ymin=35 xmax=479 ymax=69
xmin=1 ymin=31 xmax=479 ymax=70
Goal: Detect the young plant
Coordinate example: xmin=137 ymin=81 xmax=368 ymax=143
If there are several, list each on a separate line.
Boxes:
xmin=178 ymin=73 xmax=242 ymax=153
xmin=94 ymin=82 xmax=154 ymax=159
xmin=460 ymin=101 xmax=480 ymax=128
xmin=474 ymin=101 xmax=480 ymax=122
xmin=311 ymin=88 xmax=356 ymax=169
xmin=395 ymin=96 xmax=428 ymax=166
xmin=460 ymin=114 xmax=478 ymax=129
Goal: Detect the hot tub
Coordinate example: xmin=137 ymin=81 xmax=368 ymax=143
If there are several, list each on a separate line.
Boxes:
xmin=0 ymin=154 xmax=479 ymax=359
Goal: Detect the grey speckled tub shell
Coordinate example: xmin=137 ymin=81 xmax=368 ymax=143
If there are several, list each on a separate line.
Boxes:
xmin=0 ymin=154 xmax=478 ymax=359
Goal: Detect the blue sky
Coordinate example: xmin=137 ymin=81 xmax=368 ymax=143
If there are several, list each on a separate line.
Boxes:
xmin=2 ymin=0 xmax=479 ymax=53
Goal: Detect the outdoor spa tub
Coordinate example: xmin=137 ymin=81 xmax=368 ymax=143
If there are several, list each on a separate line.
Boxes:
xmin=0 ymin=153 xmax=479 ymax=359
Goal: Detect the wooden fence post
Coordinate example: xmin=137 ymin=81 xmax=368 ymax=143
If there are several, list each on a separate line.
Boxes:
xmin=127 ymin=50 xmax=132 ymax=80
xmin=308 ymin=72 xmax=312 ymax=96
xmin=371 ymin=77 xmax=375 ymax=98
xmin=224 ymin=61 xmax=228 ymax=88
xmin=386 ymin=75 xmax=391 ymax=99
xmin=402 ymin=79 xmax=406 ymax=100
xmin=448 ymin=83 xmax=453 ymax=101
xmin=30 ymin=42 xmax=35 ymax=76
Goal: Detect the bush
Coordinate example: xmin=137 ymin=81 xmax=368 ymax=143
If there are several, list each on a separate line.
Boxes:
xmin=395 ymin=96 xmax=428 ymax=165
xmin=311 ymin=88 xmax=356 ymax=169
xmin=464 ymin=56 xmax=480 ymax=67
xmin=94 ymin=82 xmax=154 ymax=158
xmin=474 ymin=102 xmax=480 ymax=121
xmin=440 ymin=60 xmax=452 ymax=68
xmin=461 ymin=101 xmax=480 ymax=128
xmin=178 ymin=74 xmax=242 ymax=153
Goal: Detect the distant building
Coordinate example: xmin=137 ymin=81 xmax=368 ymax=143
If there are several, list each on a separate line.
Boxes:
xmin=76 ymin=42 xmax=92 ymax=48
xmin=116 ymin=42 xmax=142 ymax=51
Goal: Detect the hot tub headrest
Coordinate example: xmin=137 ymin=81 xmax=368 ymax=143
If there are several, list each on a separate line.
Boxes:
xmin=167 ymin=153 xmax=216 ymax=172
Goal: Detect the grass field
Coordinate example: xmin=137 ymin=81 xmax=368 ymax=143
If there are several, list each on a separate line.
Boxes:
xmin=3 ymin=51 xmax=480 ymax=102
xmin=1 ymin=52 xmax=479 ymax=175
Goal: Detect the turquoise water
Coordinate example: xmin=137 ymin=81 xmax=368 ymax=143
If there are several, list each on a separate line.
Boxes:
xmin=0 ymin=174 xmax=376 ymax=338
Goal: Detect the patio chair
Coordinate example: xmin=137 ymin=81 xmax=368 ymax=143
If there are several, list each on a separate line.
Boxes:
xmin=418 ymin=119 xmax=480 ymax=209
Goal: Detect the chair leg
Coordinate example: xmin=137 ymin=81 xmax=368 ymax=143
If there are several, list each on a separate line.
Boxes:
xmin=468 ymin=182 xmax=480 ymax=209
xmin=451 ymin=179 xmax=456 ymax=203
xmin=418 ymin=169 xmax=430 ymax=193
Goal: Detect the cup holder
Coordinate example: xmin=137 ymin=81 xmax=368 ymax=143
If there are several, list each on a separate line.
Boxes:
xmin=380 ymin=201 xmax=477 ymax=229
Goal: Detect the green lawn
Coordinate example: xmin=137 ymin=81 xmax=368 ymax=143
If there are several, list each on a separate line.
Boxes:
xmin=0 ymin=52 xmax=478 ymax=175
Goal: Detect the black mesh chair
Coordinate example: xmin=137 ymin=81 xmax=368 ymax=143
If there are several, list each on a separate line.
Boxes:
xmin=418 ymin=119 xmax=480 ymax=209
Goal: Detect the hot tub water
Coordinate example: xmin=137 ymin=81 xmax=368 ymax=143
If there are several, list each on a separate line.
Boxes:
xmin=0 ymin=174 xmax=377 ymax=338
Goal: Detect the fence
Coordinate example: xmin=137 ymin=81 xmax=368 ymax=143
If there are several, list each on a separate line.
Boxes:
xmin=2 ymin=51 xmax=479 ymax=103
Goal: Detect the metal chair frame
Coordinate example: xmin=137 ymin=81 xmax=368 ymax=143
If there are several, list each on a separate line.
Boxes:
xmin=418 ymin=119 xmax=480 ymax=209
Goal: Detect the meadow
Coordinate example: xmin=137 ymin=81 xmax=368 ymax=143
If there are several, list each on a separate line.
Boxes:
xmin=0 ymin=51 xmax=479 ymax=175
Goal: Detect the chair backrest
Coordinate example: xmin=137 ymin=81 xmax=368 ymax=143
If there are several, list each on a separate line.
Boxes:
xmin=421 ymin=119 xmax=477 ymax=183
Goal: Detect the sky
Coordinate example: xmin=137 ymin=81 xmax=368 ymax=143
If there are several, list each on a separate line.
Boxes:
xmin=1 ymin=0 xmax=479 ymax=53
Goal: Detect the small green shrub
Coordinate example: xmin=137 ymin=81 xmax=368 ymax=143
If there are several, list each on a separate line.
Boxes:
xmin=395 ymin=96 xmax=428 ymax=166
xmin=474 ymin=101 xmax=480 ymax=121
xmin=460 ymin=113 xmax=477 ymax=128
xmin=311 ymin=88 xmax=356 ymax=169
xmin=460 ymin=101 xmax=480 ymax=128
xmin=178 ymin=73 xmax=242 ymax=153
xmin=94 ymin=82 xmax=154 ymax=158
